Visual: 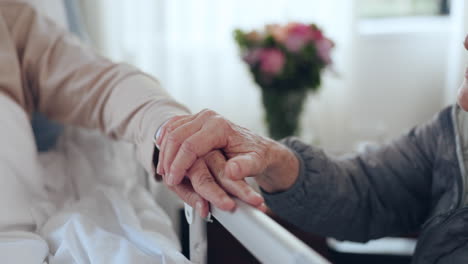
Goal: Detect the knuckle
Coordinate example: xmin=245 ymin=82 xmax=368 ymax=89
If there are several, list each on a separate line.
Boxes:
xmin=181 ymin=140 xmax=196 ymax=155
xmin=205 ymin=109 xmax=216 ymax=116
xmin=194 ymin=174 xmax=217 ymax=192
xmin=170 ymin=115 xmax=183 ymax=122
xmin=166 ymin=133 xmax=180 ymax=145
xmin=211 ymin=116 xmax=226 ymax=127
xmin=165 ymin=124 xmax=176 ymax=134
xmin=220 ymin=120 xmax=235 ymax=136
xmin=199 ymin=109 xmax=210 ymax=116
xmin=200 ymin=109 xmax=216 ymax=118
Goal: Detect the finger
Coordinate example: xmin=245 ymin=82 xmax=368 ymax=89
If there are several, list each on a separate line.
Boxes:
xmin=167 ymin=122 xmax=227 ymax=185
xmin=187 ymin=159 xmax=235 ymax=211
xmin=155 ymin=116 xmax=183 ymax=175
xmin=222 ymin=179 xmax=264 ymax=207
xmin=156 ymin=145 xmax=165 ymax=176
xmin=157 ymin=133 xmax=170 ymax=178
xmin=169 ymin=179 xmax=210 ymax=218
xmin=160 ymin=110 xmax=216 ymax=181
xmin=158 ymin=115 xmax=196 ymax=176
xmin=224 ymin=153 xmax=266 ymax=181
xmin=159 ymin=109 xmax=216 ymax=148
xmin=156 ymin=115 xmax=187 ymax=147
xmin=258 ymin=203 xmax=268 ymax=213
xmin=204 ymin=151 xmax=264 ymax=207
xmin=162 ymin=118 xmax=204 ymax=179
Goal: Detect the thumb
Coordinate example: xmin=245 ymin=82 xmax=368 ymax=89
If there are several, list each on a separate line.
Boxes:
xmin=225 ymin=153 xmax=265 ymax=181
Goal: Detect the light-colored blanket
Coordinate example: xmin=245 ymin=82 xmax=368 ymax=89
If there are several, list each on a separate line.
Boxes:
xmin=3 ymin=126 xmax=190 ymax=264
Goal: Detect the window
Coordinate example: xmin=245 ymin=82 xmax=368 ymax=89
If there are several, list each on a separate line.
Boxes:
xmin=358 ymin=0 xmax=450 ymax=18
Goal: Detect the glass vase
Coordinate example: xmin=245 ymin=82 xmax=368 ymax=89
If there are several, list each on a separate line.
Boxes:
xmin=261 ymin=88 xmax=308 ymax=140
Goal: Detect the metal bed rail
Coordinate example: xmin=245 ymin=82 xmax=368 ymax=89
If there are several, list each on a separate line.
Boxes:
xmin=185 ymin=199 xmax=331 ymax=264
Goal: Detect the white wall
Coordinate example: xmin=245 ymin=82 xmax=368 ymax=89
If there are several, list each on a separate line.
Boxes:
xmin=343 ymin=17 xmax=450 ymax=148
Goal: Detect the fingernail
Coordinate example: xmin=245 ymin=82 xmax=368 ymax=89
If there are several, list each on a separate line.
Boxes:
xmin=196 ymin=201 xmax=203 ymax=215
xmin=250 ymin=191 xmax=263 ymax=200
xmin=222 ymin=197 xmax=234 ymax=209
xmin=167 ymin=173 xmax=175 ymax=186
xmin=222 ymin=196 xmax=232 ymax=204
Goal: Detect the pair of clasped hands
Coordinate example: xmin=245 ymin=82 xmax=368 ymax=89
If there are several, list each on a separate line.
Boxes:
xmin=155 ymin=110 xmax=300 ymax=218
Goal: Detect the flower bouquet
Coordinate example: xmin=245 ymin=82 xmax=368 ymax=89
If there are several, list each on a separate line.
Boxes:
xmin=235 ymin=22 xmax=334 ymax=139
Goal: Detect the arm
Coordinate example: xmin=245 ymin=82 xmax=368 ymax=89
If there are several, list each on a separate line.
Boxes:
xmin=8 ymin=3 xmax=189 ymax=174
xmin=2 ymin=3 xmax=264 ymax=217
xmin=262 ymin=108 xmax=453 ymax=242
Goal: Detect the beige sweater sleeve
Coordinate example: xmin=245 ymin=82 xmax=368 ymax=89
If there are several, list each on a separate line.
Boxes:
xmin=1 ymin=2 xmax=190 ymax=174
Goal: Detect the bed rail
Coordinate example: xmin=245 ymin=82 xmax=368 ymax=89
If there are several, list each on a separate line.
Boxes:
xmin=185 ymin=199 xmax=330 ymax=264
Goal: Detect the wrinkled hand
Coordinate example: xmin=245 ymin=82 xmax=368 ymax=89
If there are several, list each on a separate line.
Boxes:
xmin=156 ymin=110 xmax=299 ymax=195
xmin=161 ymin=149 xmax=266 ymax=218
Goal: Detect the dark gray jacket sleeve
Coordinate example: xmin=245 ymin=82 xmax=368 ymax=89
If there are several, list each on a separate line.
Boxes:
xmin=263 ymin=107 xmax=455 ymax=242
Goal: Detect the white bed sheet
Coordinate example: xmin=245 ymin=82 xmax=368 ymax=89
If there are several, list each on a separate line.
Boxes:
xmin=19 ymin=128 xmax=190 ymax=264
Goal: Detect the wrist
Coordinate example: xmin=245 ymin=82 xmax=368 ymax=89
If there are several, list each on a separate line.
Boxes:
xmin=257 ymin=139 xmax=300 ymax=193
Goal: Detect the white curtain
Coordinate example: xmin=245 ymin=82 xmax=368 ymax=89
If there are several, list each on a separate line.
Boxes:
xmin=80 ymin=0 xmax=356 ymax=152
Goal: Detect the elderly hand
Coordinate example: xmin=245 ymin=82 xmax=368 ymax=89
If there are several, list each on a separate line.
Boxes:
xmin=156 ymin=110 xmax=300 ymax=194
xmin=159 ymin=148 xmax=266 ymax=218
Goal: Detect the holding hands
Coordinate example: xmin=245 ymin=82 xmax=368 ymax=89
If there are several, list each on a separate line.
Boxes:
xmin=155 ymin=110 xmax=300 ymax=217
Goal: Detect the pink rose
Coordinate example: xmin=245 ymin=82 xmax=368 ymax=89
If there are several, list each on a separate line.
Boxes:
xmin=259 ymin=48 xmax=285 ymax=76
xmin=284 ymin=23 xmax=316 ymax=52
xmin=310 ymin=28 xmax=324 ymax=41
xmin=315 ymin=38 xmax=334 ymax=65
xmin=284 ymin=35 xmax=308 ymax=53
xmin=286 ymin=23 xmax=313 ymax=37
